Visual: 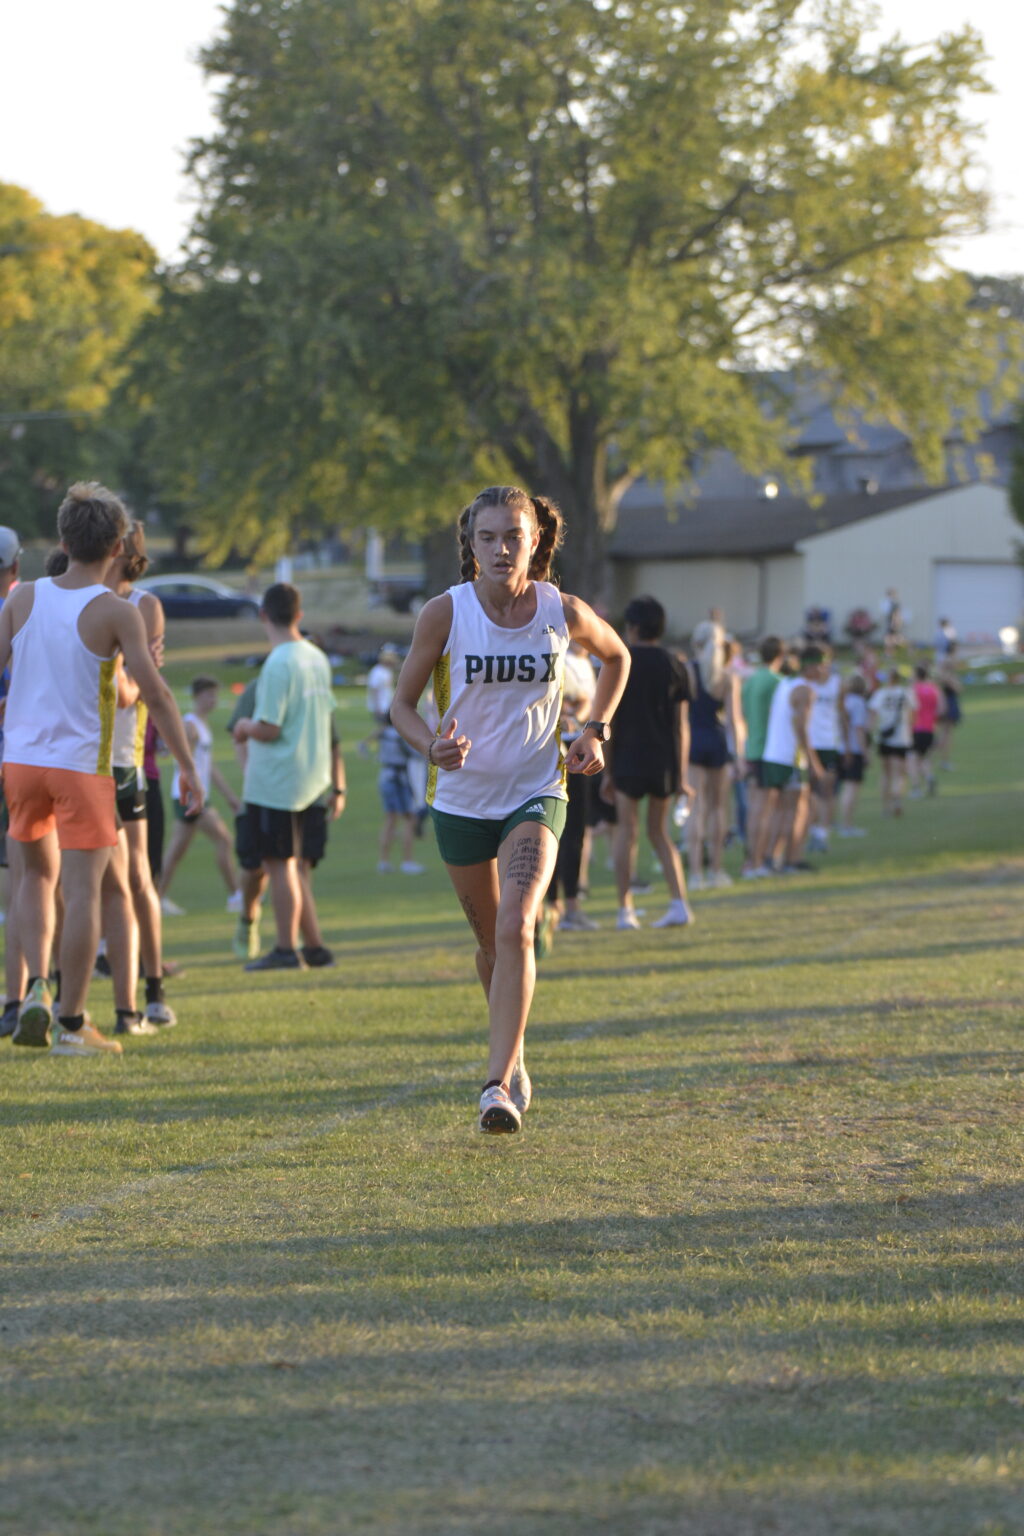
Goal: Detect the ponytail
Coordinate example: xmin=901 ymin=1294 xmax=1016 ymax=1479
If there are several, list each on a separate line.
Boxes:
xmin=456 ymin=502 xmax=478 ymax=583
xmin=527 ymin=496 xmax=565 ymax=584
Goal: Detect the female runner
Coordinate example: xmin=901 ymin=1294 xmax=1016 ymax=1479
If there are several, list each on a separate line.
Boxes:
xmin=390 ymin=485 xmax=630 ymax=1133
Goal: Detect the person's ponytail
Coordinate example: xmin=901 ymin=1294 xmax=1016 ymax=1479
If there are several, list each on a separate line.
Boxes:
xmin=527 ymin=496 xmax=565 ymax=583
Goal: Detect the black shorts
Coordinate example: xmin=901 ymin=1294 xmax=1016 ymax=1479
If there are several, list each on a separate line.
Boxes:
xmin=689 ymin=729 xmax=730 ymax=770
xmin=913 ymin=730 xmax=934 ymax=757
xmin=236 ymin=801 xmax=329 ymax=871
xmin=815 ymin=749 xmax=840 ymax=774
xmin=878 ymin=743 xmax=908 ymax=759
xmin=614 ymin=770 xmax=678 ymax=801
xmin=114 ymin=765 xmax=148 ymax=824
xmin=838 ymin=753 xmax=866 ymax=784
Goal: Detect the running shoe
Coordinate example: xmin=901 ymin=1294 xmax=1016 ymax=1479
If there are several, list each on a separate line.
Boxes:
xmin=399 ymin=861 xmax=425 ymax=875
xmin=376 ymin=861 xmax=393 ymax=873
xmin=50 ymin=1020 xmax=124 ymax=1057
xmin=687 ymin=872 xmax=705 ymax=892
xmin=232 ymin=916 xmax=261 ymax=961
xmin=244 ymin=947 xmax=307 ymax=972
xmin=160 ymin=897 xmax=186 ymax=917
xmin=12 ymin=979 xmax=53 ymax=1049
xmin=509 ymin=1049 xmax=532 ymax=1114
xmin=114 ymin=1013 xmax=161 ymax=1037
xmin=706 ymin=869 xmax=733 ymax=889
xmin=144 ymin=999 xmax=178 ymax=1028
xmin=479 ymin=1083 xmax=522 ymax=1134
xmin=1 ymin=999 xmax=20 ymax=1038
xmin=226 ymin=890 xmax=244 ymax=913
xmin=301 ymin=945 xmax=336 ymax=968
xmin=652 ymin=900 xmax=693 ymax=928
xmin=558 ymin=909 xmax=600 ymax=931
xmin=616 ymin=908 xmax=642 ymax=930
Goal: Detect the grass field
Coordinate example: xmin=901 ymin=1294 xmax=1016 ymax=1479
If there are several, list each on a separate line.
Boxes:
xmin=1 ymin=677 xmax=1022 ymax=1536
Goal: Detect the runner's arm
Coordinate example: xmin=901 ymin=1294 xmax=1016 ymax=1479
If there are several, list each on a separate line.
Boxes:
xmin=391 ymin=595 xmax=469 ymax=771
xmin=115 ymin=605 xmax=204 ymax=813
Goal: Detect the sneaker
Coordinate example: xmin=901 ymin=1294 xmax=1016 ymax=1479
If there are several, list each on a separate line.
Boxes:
xmin=479 ymin=1082 xmax=522 ymax=1134
xmin=301 ymin=945 xmax=335 ymax=968
xmin=160 ymin=896 xmax=186 ymax=917
xmin=617 ymin=908 xmax=642 ymax=930
xmin=244 ymin=947 xmax=307 ymax=972
xmin=509 ymin=1049 xmax=532 ymax=1114
xmin=399 ymin=861 xmax=425 ymax=875
xmin=837 ymin=826 xmax=867 ymax=838
xmin=706 ymin=869 xmax=733 ymax=889
xmin=1 ymin=999 xmax=20 ymax=1038
xmin=376 ymin=861 xmax=393 ymax=874
xmin=144 ymin=999 xmax=178 ymax=1028
xmin=114 ymin=1013 xmax=161 ymax=1037
xmin=13 ymin=979 xmax=54 ymax=1049
xmin=50 ymin=1019 xmax=124 ymax=1057
xmin=558 ymin=909 xmax=600 ymax=931
xmin=232 ymin=916 xmax=261 ymax=961
xmin=688 ymin=871 xmax=705 ymax=892
xmin=226 ymin=890 xmax=244 ymax=913
xmin=807 ymin=827 xmax=828 ymax=852
xmin=652 ymin=900 xmax=693 ymax=928
xmin=93 ymin=953 xmax=112 ymax=979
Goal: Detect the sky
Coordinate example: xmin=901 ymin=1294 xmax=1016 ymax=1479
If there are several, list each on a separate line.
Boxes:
xmin=2 ymin=0 xmax=1021 ymax=274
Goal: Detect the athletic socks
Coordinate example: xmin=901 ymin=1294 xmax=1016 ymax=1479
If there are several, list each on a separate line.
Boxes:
xmin=58 ymin=1014 xmax=85 ymax=1033
xmin=145 ymin=976 xmax=165 ymax=1006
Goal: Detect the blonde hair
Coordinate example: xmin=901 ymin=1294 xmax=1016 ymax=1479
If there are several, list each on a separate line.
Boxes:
xmin=456 ymin=486 xmax=564 ymax=585
xmin=691 ymin=618 xmax=727 ymax=696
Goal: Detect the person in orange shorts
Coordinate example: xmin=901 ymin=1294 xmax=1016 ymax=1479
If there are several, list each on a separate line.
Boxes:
xmin=0 ymin=482 xmax=203 ymax=1057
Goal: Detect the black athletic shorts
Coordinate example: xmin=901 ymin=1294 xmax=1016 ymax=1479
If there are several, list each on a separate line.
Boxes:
xmin=614 ymin=770 xmax=678 ymax=801
xmin=838 ymin=752 xmax=866 ymax=784
xmin=877 ymin=743 xmax=908 ymax=759
xmin=912 ymin=730 xmax=934 ymax=757
xmin=114 ymin=765 xmax=148 ymax=824
xmin=236 ymin=801 xmax=329 ymax=870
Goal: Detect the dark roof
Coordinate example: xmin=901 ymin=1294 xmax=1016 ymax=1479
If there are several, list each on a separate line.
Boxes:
xmin=609 ymin=483 xmax=949 ymax=560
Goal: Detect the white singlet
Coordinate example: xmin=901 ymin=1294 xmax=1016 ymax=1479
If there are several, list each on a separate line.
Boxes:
xmin=809 ymin=669 xmax=840 ymax=752
xmin=172 ymin=713 xmax=212 ymax=801
xmin=427 ymin=580 xmax=570 ymax=820
xmin=762 ymin=676 xmax=805 ymax=768
xmin=868 ymin=685 xmax=914 ymax=749
xmin=4 ymin=578 xmax=118 ymax=774
xmin=111 ymin=589 xmax=148 ymax=771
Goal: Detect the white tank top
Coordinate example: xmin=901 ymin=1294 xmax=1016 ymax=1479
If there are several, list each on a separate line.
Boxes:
xmin=809 ymin=670 xmax=840 ymax=751
xmin=763 ymin=676 xmax=805 ymax=768
xmin=111 ymin=589 xmax=148 ymax=770
xmin=172 ymin=713 xmax=212 ymax=800
xmin=4 ymin=578 xmax=118 ymax=774
xmin=427 ymin=580 xmax=569 ymax=819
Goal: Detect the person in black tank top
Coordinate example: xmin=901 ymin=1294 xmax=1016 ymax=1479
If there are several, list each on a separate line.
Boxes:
xmin=604 ymin=596 xmax=694 ymax=931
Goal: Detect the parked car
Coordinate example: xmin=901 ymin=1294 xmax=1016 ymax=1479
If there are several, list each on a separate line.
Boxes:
xmin=136 ymin=575 xmax=261 ymax=620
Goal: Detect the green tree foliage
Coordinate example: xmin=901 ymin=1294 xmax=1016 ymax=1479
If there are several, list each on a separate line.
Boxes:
xmin=0 ymin=184 xmax=157 ymax=536
xmin=144 ymin=0 xmax=1008 ymax=593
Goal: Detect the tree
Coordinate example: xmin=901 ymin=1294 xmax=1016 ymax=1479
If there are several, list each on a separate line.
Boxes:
xmin=143 ymin=0 xmax=1011 ymax=595
xmin=0 ymin=184 xmax=157 ymax=536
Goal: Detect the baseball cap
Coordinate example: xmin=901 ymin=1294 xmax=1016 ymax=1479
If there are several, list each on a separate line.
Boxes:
xmin=0 ymin=527 xmax=22 ymax=569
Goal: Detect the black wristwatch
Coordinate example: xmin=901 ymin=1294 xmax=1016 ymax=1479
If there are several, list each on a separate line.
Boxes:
xmin=581 ymin=720 xmax=610 ymax=743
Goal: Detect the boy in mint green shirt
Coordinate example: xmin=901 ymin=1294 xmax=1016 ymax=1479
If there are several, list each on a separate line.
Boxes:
xmin=232 ymin=584 xmax=345 ymax=970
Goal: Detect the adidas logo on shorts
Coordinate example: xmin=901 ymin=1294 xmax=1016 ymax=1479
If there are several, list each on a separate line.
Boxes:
xmin=523 ymin=802 xmax=545 ymax=815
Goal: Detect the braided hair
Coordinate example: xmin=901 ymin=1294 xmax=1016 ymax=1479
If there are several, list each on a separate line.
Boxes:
xmin=456 ymin=485 xmax=565 ymax=585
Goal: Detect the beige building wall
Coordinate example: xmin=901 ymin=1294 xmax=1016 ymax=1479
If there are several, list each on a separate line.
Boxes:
xmin=617 ymin=558 xmax=761 ymax=638
xmin=798 ymin=485 xmax=1017 ymax=642
xmin=762 ymin=555 xmax=807 ymax=638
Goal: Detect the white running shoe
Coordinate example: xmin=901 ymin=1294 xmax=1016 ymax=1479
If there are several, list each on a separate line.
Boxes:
xmin=400 ymin=861 xmax=425 ymax=874
xmin=652 ymin=901 xmax=693 ymax=928
xmin=144 ymin=999 xmax=178 ymax=1028
xmin=707 ymin=869 xmax=733 ymax=889
xmin=377 ymin=861 xmax=393 ymax=873
xmin=688 ymin=872 xmax=705 ymax=892
xmin=559 ymin=909 xmax=600 ymax=931
xmin=160 ymin=897 xmax=186 ymax=917
xmin=479 ymin=1083 xmax=522 ymax=1134
xmin=509 ymin=1049 xmax=532 ymax=1114
xmin=617 ymin=908 xmax=642 ymax=930
xmin=226 ymin=890 xmax=244 ymax=913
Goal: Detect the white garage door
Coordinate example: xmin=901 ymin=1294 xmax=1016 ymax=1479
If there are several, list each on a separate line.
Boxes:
xmin=933 ymin=562 xmax=1024 ymax=645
